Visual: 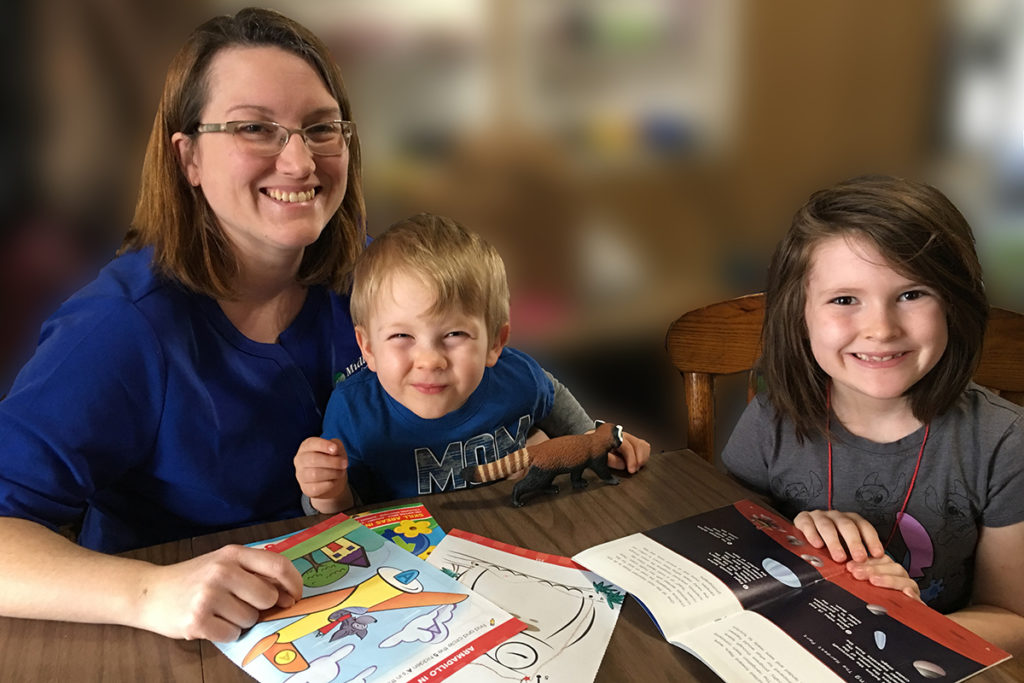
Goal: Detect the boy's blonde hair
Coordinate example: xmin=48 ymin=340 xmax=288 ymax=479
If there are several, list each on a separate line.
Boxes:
xmin=350 ymin=213 xmax=510 ymax=340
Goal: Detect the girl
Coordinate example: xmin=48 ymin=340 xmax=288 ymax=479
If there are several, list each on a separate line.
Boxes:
xmin=722 ymin=175 xmax=1024 ymax=655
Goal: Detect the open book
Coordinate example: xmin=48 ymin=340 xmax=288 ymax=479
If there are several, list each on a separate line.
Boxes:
xmin=573 ymin=500 xmax=1011 ymax=683
xmin=214 ymin=512 xmax=524 ymax=683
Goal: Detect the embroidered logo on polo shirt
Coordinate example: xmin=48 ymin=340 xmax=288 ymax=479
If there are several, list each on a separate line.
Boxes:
xmin=334 ymin=356 xmax=367 ymax=385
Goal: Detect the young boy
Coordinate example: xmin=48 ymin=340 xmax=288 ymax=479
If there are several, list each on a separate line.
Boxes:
xmin=294 ymin=213 xmax=650 ymax=513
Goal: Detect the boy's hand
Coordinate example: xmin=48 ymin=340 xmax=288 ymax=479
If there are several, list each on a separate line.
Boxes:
xmin=294 ymin=437 xmax=353 ymax=513
xmin=607 ymin=431 xmax=651 ymax=474
xmin=845 ymin=555 xmax=922 ymax=602
xmin=794 ymin=509 xmax=885 ymax=563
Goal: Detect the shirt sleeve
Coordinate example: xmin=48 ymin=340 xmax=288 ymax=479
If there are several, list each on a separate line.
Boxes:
xmin=982 ymin=411 xmax=1024 ymax=528
xmin=720 ymin=394 xmax=775 ymax=496
xmin=0 ymin=296 xmax=166 ymax=531
xmin=536 ymin=370 xmax=594 ymax=437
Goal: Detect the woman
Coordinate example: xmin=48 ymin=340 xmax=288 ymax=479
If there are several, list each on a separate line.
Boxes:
xmin=0 ymin=8 xmax=364 ymax=641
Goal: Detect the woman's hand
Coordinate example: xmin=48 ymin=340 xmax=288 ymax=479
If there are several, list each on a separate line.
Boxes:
xmin=0 ymin=518 xmax=303 ymax=642
xmin=846 ymin=555 xmax=921 ymax=601
xmin=136 ymin=545 xmax=302 ymax=642
xmin=608 ymin=431 xmax=651 ymax=474
xmin=794 ymin=509 xmax=884 ymax=562
xmin=294 ymin=437 xmax=352 ymax=513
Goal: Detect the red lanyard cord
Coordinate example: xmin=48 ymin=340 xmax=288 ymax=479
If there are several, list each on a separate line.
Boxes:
xmin=825 ymin=384 xmax=928 ymax=550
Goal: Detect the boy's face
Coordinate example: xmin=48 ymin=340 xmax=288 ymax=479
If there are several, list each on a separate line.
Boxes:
xmin=355 ymin=270 xmax=509 ymax=419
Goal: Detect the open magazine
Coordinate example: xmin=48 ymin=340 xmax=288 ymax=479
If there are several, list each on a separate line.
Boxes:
xmin=573 ymin=500 xmax=1011 ymax=683
xmin=214 ymin=512 xmax=524 ymax=683
xmin=426 ymin=529 xmax=624 ymax=683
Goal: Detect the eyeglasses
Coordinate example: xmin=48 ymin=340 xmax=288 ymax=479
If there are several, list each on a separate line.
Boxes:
xmin=194 ymin=120 xmax=355 ymax=157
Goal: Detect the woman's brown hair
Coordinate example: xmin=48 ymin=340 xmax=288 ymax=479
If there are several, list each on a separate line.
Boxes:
xmin=122 ymin=7 xmax=365 ymax=297
xmin=761 ymin=175 xmax=988 ymax=441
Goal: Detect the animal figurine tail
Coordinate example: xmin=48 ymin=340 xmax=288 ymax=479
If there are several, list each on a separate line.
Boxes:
xmin=461 ymin=421 xmax=624 ymax=506
xmin=462 ymin=448 xmax=532 ymax=484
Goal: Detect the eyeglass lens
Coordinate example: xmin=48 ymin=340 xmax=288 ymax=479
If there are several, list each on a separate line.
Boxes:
xmin=233 ymin=121 xmax=351 ymax=156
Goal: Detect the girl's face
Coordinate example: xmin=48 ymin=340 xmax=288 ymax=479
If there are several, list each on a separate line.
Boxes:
xmin=174 ymin=46 xmax=348 ymax=269
xmin=803 ymin=235 xmax=948 ymax=414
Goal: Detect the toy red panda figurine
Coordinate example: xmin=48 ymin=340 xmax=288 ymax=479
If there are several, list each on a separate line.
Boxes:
xmin=461 ymin=421 xmax=623 ymax=507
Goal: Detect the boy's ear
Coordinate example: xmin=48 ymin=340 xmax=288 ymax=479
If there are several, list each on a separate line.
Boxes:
xmin=486 ymin=323 xmax=511 ymax=367
xmin=171 ymin=131 xmax=202 ymax=186
xmin=354 ymin=326 xmax=377 ymax=372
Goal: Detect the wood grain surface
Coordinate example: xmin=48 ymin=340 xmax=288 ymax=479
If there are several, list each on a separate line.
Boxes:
xmin=1 ymin=451 xmax=1019 ymax=682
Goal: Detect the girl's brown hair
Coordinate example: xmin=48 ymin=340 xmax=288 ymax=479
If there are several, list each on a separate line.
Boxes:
xmin=122 ymin=7 xmax=365 ymax=297
xmin=761 ymin=175 xmax=988 ymax=441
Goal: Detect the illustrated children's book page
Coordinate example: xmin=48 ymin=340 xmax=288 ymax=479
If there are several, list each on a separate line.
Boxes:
xmin=214 ymin=513 xmax=525 ymax=683
xmin=250 ymin=504 xmax=446 ymax=557
xmin=573 ymin=500 xmax=1010 ymax=683
xmin=426 ymin=529 xmax=624 ymax=683
xmin=352 ymin=504 xmax=446 ymax=560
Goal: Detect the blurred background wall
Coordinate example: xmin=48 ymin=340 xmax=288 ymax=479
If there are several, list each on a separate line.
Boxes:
xmin=3 ymin=0 xmax=1023 ymax=453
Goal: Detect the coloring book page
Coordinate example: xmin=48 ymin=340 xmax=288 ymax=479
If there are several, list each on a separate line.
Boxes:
xmin=215 ymin=514 xmax=524 ymax=683
xmin=426 ymin=530 xmax=624 ymax=683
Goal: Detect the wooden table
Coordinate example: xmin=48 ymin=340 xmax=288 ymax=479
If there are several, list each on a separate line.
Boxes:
xmin=1 ymin=449 xmax=1020 ymax=682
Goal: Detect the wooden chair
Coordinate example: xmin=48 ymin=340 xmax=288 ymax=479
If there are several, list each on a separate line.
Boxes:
xmin=666 ymin=293 xmax=1024 ymax=462
xmin=665 ymin=293 xmax=764 ymax=463
xmin=975 ymin=307 xmax=1024 ymax=406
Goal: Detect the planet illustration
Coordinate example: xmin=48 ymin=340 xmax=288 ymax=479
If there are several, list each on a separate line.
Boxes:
xmin=874 ymin=630 xmax=886 ymax=649
xmin=762 ymin=557 xmax=802 ymax=588
xmin=913 ymin=660 xmax=947 ymax=679
xmin=800 ymin=554 xmax=824 ymax=568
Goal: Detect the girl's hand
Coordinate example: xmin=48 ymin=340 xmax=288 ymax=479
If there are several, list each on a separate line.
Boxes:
xmin=293 ymin=437 xmax=352 ymax=513
xmin=608 ymin=432 xmax=651 ymax=474
xmin=136 ymin=545 xmax=302 ymax=642
xmin=846 ymin=556 xmax=921 ymax=601
xmin=794 ymin=509 xmax=884 ymax=563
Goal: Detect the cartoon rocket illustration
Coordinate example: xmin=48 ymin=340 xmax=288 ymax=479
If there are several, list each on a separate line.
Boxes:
xmin=242 ymin=567 xmax=467 ymax=673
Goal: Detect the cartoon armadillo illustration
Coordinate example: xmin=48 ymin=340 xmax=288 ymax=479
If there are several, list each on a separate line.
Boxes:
xmin=461 ymin=422 xmax=623 ymax=506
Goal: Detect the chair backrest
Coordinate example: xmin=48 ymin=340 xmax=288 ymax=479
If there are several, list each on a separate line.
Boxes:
xmin=665 ymin=293 xmax=764 ymax=463
xmin=666 ymin=294 xmax=1024 ymax=462
xmin=975 ymin=307 xmax=1024 ymax=406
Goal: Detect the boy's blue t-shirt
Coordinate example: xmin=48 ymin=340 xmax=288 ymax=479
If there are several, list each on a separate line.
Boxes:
xmin=0 ymin=247 xmax=361 ymax=553
xmin=322 ymin=347 xmax=554 ymax=503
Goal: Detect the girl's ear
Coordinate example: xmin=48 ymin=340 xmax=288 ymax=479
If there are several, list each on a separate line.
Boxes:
xmin=171 ymin=132 xmax=202 ymax=186
xmin=486 ymin=323 xmax=511 ymax=367
xmin=355 ymin=326 xmax=377 ymax=372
